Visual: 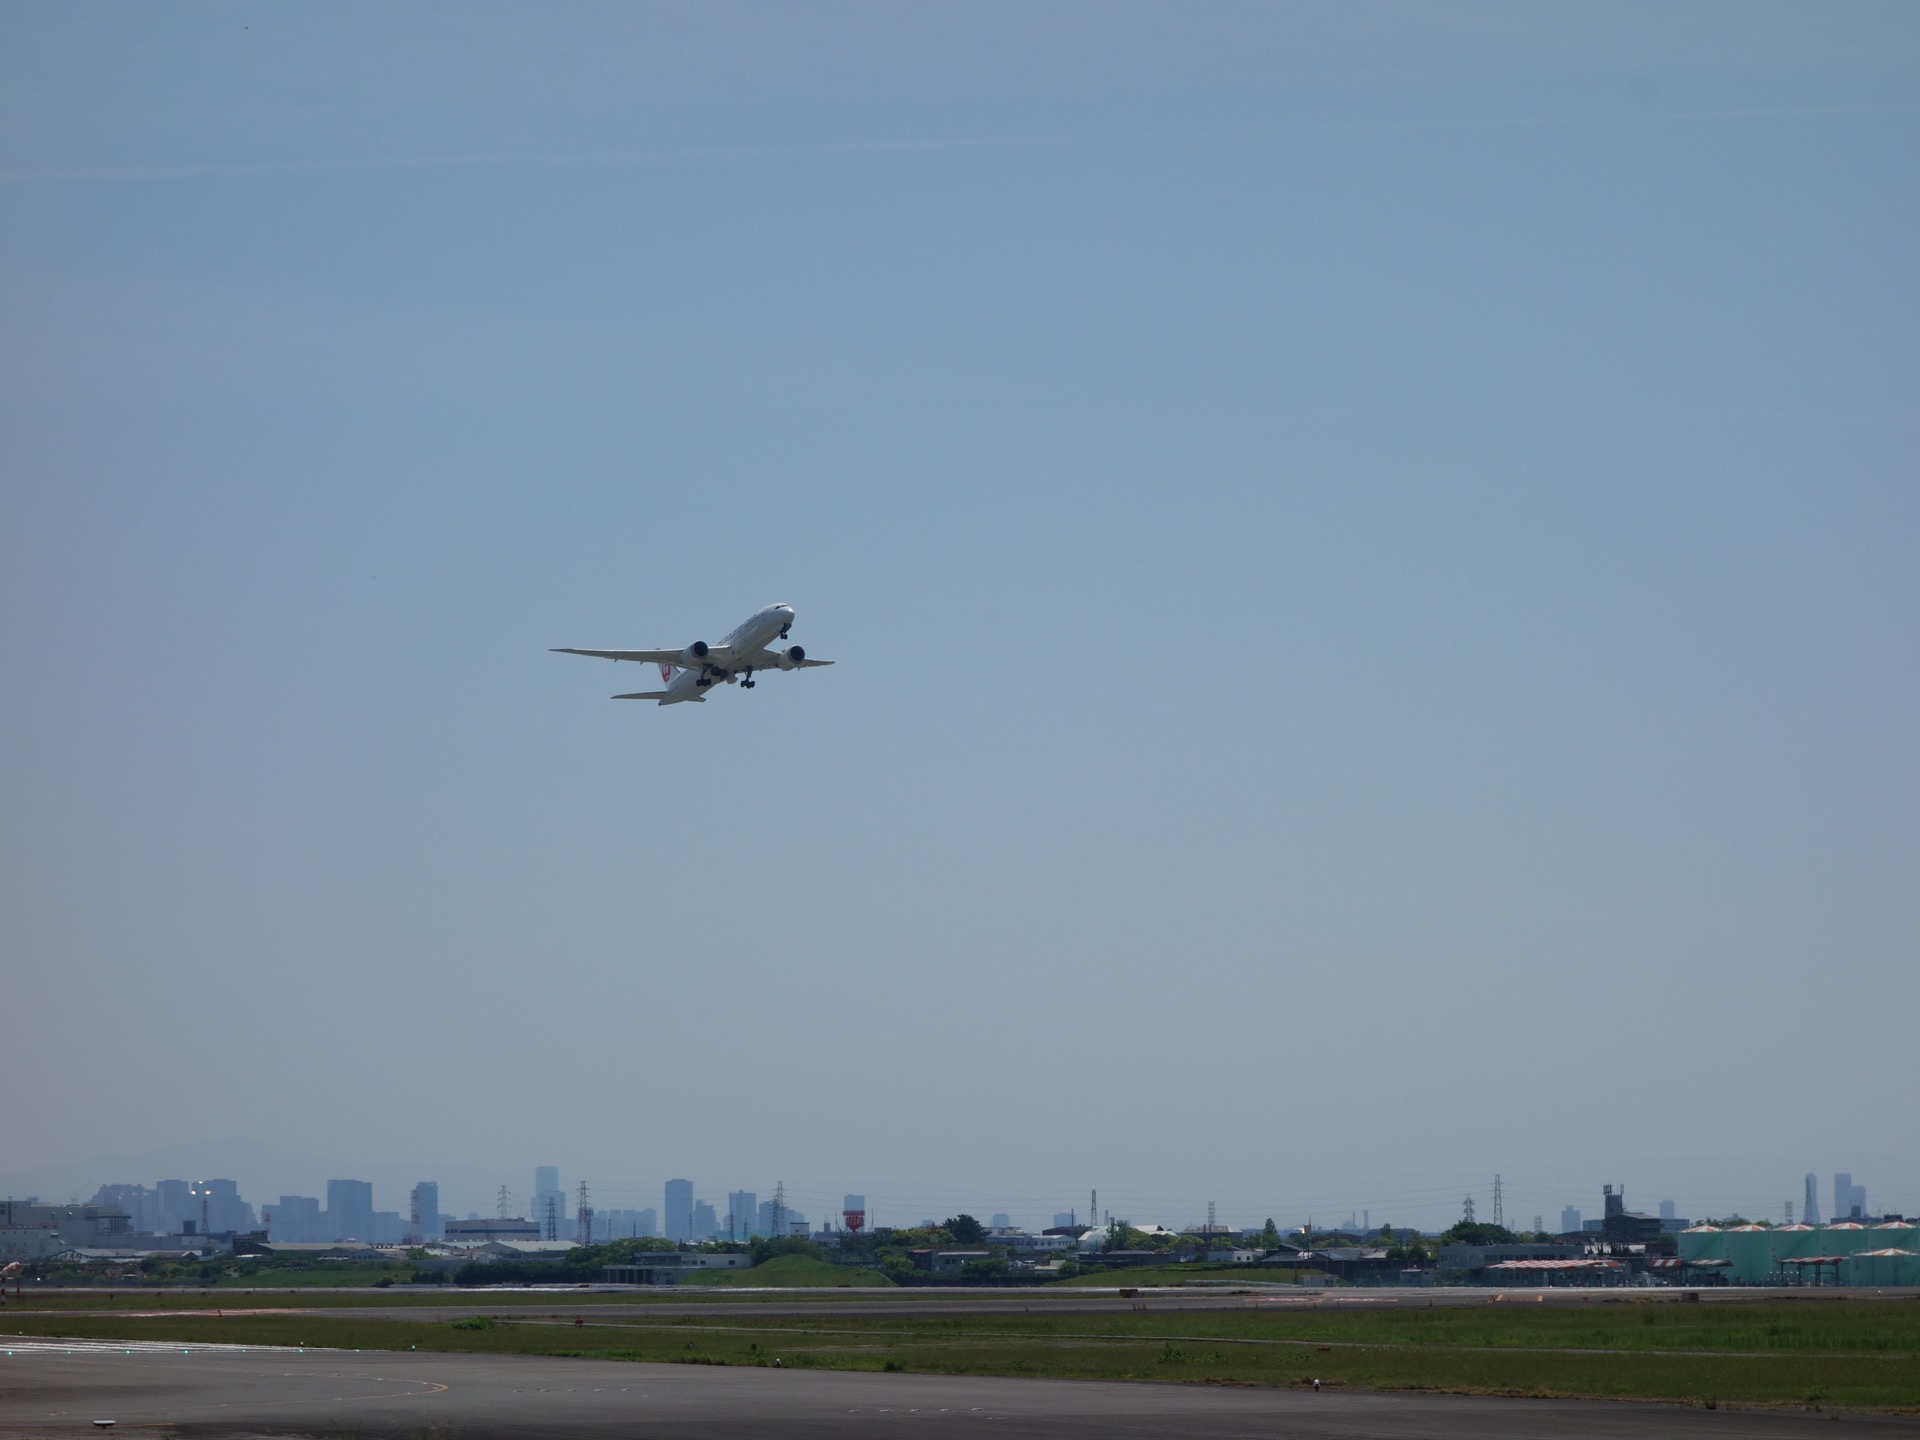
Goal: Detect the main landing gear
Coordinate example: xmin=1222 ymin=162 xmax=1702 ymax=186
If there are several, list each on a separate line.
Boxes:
xmin=741 ymin=669 xmax=756 ymax=689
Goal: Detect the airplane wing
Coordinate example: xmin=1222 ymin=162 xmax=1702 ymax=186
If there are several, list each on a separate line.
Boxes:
xmin=551 ymin=647 xmax=692 ymax=664
xmin=743 ymin=649 xmax=834 ymax=670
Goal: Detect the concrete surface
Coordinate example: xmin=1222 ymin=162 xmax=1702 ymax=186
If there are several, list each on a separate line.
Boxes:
xmin=3 ymin=1339 xmax=1916 ymax=1439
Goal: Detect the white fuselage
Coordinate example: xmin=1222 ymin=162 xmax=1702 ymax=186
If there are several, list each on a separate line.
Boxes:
xmin=658 ymin=603 xmax=794 ymax=704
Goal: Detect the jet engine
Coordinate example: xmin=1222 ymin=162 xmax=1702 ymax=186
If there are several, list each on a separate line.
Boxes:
xmin=679 ymin=640 xmax=710 ymax=667
xmin=776 ymin=644 xmax=806 ymax=670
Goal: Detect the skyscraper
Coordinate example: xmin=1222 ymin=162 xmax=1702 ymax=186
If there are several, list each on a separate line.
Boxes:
xmin=691 ymin=1200 xmax=718 ymax=1241
xmin=533 ymin=1167 xmax=569 ymax=1240
xmin=270 ymin=1195 xmax=321 ymax=1242
xmin=155 ymin=1179 xmax=193 ymax=1232
xmin=727 ymin=1190 xmax=758 ymax=1241
xmin=1834 ymin=1173 xmax=1866 ymax=1220
xmin=1561 ymin=1206 xmax=1581 ymax=1234
xmin=411 ymin=1182 xmax=441 ymax=1242
xmin=665 ymin=1179 xmax=693 ymax=1243
xmin=1804 ymin=1173 xmax=1822 ymax=1226
xmin=327 ymin=1179 xmax=374 ymax=1241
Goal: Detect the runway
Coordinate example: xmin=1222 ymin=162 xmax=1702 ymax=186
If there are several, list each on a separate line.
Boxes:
xmin=26 ymin=1282 xmax=1912 ymax=1328
xmin=2 ymin=1340 xmax=1915 ymax=1439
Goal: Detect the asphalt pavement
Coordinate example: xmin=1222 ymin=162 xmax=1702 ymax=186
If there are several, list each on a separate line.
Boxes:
xmin=3 ymin=1339 xmax=1916 ymax=1439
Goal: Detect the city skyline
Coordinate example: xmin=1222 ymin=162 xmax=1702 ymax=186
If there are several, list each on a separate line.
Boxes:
xmin=7 ymin=1141 xmax=1905 ymax=1241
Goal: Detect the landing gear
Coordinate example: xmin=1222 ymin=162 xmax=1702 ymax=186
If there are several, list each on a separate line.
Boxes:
xmin=741 ymin=669 xmax=756 ymax=689
xmin=779 ymin=627 xmax=790 ymax=640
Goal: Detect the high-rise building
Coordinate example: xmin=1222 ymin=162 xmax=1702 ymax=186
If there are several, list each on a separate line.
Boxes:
xmin=155 ymin=1179 xmax=193 ymax=1232
xmin=601 ymin=1207 xmax=657 ymax=1238
xmin=1659 ymin=1199 xmax=1675 ymax=1222
xmin=691 ymin=1200 xmax=718 ymax=1241
xmin=270 ymin=1195 xmax=321 ymax=1241
xmin=186 ymin=1179 xmax=255 ymax=1234
xmin=534 ymin=1167 xmax=570 ymax=1241
xmin=91 ymin=1185 xmax=159 ymax=1232
xmin=411 ymin=1182 xmax=441 ymax=1242
xmin=1052 ymin=1211 xmax=1076 ymax=1229
xmin=1834 ymin=1173 xmax=1866 ymax=1220
xmin=757 ymin=1202 xmax=806 ymax=1236
xmin=665 ymin=1179 xmax=694 ymax=1243
xmin=727 ymin=1191 xmax=758 ymax=1241
xmin=1804 ymin=1173 xmax=1822 ymax=1226
xmin=327 ymin=1179 xmax=375 ymax=1241
xmin=991 ymin=1213 xmax=1011 ymax=1230
xmin=1561 ymin=1206 xmax=1581 ymax=1234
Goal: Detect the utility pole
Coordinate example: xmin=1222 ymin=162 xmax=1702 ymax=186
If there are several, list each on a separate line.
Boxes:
xmin=1492 ymin=1174 xmax=1504 ymax=1229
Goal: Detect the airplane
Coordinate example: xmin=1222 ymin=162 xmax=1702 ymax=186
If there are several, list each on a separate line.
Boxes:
xmin=551 ymin=602 xmax=833 ymax=706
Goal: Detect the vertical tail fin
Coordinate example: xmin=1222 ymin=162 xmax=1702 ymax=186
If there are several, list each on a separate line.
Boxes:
xmin=659 ymin=662 xmax=672 ymax=684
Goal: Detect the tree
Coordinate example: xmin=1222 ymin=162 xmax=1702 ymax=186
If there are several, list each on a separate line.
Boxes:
xmin=1261 ymin=1218 xmax=1280 ymax=1249
xmin=1439 ymin=1220 xmax=1516 ymax=1246
xmin=943 ymin=1214 xmax=985 ymax=1245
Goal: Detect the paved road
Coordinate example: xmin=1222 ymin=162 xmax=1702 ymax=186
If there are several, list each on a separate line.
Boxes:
xmin=2 ymin=1340 xmax=1915 ymax=1439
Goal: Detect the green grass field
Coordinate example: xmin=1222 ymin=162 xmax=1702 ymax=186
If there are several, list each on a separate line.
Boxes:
xmin=4 ymin=1292 xmax=1917 ymax=1411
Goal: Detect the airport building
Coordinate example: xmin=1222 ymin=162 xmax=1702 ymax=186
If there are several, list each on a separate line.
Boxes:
xmin=443 ymin=1216 xmax=540 ymax=1242
xmin=603 ymin=1251 xmax=751 ymax=1285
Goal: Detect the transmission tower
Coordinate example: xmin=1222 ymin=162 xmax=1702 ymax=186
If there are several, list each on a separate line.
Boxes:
xmin=772 ymin=1181 xmax=786 ymax=1237
xmin=1492 ymin=1174 xmax=1504 ymax=1229
xmin=544 ymin=1193 xmax=559 ymax=1241
xmin=1463 ymin=1195 xmax=1476 ymax=1224
xmin=576 ymin=1181 xmax=592 ymax=1245
xmin=408 ymin=1187 xmax=422 ymax=1246
xmin=1207 ymin=1200 xmax=1216 ymax=1232
xmin=497 ymin=1186 xmax=513 ymax=1220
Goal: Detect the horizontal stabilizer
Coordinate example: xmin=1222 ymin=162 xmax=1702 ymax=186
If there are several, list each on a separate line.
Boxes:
xmin=612 ymin=691 xmax=669 ymax=700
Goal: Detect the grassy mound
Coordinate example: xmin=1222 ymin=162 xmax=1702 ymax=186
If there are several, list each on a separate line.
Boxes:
xmin=683 ymin=1253 xmax=893 ymax=1288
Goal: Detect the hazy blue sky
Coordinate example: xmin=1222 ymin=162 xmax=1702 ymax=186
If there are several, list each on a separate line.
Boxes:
xmin=3 ymin=2 xmax=1916 ymax=1232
